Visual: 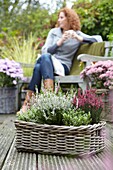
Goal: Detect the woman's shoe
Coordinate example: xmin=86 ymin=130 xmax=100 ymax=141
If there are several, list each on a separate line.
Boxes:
xmin=16 ymin=90 xmax=34 ymax=115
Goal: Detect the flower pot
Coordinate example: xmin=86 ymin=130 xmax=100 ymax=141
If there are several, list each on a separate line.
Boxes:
xmin=96 ymin=89 xmax=113 ymax=122
xmin=0 ymin=87 xmax=18 ymax=114
xmin=14 ymin=120 xmax=106 ymax=156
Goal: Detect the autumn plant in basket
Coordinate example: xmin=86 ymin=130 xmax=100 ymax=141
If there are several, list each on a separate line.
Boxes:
xmin=15 ymin=88 xmax=105 ymax=156
xmin=18 ymin=88 xmax=104 ymax=125
xmin=18 ymin=89 xmax=91 ymax=126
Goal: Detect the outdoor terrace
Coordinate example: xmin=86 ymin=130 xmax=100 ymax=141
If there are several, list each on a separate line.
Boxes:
xmin=0 ymin=114 xmax=113 ymax=170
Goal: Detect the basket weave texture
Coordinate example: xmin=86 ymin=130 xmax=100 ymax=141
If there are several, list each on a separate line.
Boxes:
xmin=0 ymin=87 xmax=17 ymax=113
xmin=15 ymin=120 xmax=106 ymax=156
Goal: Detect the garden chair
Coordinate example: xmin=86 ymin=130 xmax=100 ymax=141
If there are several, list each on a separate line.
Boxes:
xmin=18 ymin=41 xmax=113 ymax=108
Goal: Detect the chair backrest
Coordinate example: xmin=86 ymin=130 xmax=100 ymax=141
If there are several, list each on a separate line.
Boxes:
xmin=104 ymin=41 xmax=113 ymax=56
xmin=19 ymin=41 xmax=113 ymax=77
xmin=70 ymin=41 xmax=110 ymax=75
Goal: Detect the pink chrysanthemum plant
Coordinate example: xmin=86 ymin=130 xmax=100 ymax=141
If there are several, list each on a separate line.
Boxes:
xmin=72 ymin=88 xmax=104 ymax=124
xmin=0 ymin=58 xmax=24 ymax=87
xmin=80 ymin=60 xmax=113 ymax=89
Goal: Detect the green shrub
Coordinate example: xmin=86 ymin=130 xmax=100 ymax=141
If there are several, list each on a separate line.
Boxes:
xmin=0 ymin=33 xmax=42 ymax=77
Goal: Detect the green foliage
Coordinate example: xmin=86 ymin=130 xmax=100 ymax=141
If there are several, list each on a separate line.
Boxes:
xmin=18 ymin=90 xmax=73 ymax=125
xmin=13 ymin=8 xmax=51 ymax=38
xmin=107 ymin=34 xmax=113 ymax=42
xmin=18 ymin=89 xmax=92 ymax=126
xmin=0 ymin=33 xmax=41 ymax=77
xmin=0 ymin=2 xmax=57 ymax=39
xmin=63 ymin=108 xmax=91 ymax=126
xmin=0 ymin=73 xmax=14 ymax=87
xmin=73 ymin=0 xmax=113 ymax=40
xmin=0 ymin=0 xmax=113 ymax=41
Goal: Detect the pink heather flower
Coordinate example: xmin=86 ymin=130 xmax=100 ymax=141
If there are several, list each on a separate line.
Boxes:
xmin=72 ymin=88 xmax=104 ymax=124
xmin=39 ymin=43 xmax=44 ymax=47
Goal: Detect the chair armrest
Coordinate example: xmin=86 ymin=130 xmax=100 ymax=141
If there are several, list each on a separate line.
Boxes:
xmin=77 ymin=54 xmax=113 ymax=62
xmin=55 ymin=75 xmax=83 ymax=83
xmin=18 ymin=62 xmax=34 ymax=68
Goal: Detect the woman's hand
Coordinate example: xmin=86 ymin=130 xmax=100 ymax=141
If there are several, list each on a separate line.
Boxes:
xmin=57 ymin=30 xmax=83 ymax=47
xmin=57 ymin=32 xmax=69 ymax=46
xmin=72 ymin=31 xmax=83 ymax=42
xmin=65 ymin=30 xmax=83 ymax=42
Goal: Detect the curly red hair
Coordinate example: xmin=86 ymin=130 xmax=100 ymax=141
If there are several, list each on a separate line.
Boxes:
xmin=56 ymin=7 xmax=81 ymax=31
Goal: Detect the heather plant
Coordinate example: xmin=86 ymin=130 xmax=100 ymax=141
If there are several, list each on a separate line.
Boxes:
xmin=80 ymin=60 xmax=113 ymax=89
xmin=72 ymin=88 xmax=104 ymax=124
xmin=18 ymin=87 xmax=103 ymax=125
xmin=18 ymin=89 xmax=92 ymax=126
xmin=18 ymin=90 xmax=73 ymax=125
xmin=0 ymin=58 xmax=23 ymax=87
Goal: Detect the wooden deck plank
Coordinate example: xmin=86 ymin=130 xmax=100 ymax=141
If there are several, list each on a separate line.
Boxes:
xmin=37 ymin=132 xmax=113 ymax=170
xmin=0 ymin=114 xmax=16 ymax=170
xmin=0 ymin=114 xmax=113 ymax=170
xmin=1 ymin=139 xmax=37 ymax=170
xmin=37 ymin=140 xmax=113 ymax=170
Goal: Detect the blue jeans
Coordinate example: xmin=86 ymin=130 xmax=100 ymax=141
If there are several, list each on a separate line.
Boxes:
xmin=28 ymin=53 xmax=69 ymax=92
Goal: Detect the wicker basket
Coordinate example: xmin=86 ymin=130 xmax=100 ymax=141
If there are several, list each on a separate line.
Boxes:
xmin=0 ymin=87 xmax=17 ymax=114
xmin=15 ymin=120 xmax=106 ymax=156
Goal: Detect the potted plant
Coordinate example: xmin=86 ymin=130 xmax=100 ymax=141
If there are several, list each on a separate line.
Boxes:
xmin=80 ymin=60 xmax=113 ymax=89
xmin=15 ymin=88 xmax=106 ymax=156
xmin=0 ymin=58 xmax=24 ymax=113
xmin=80 ymin=60 xmax=113 ymax=122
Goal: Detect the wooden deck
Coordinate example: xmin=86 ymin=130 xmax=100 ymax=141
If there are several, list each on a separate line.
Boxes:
xmin=0 ymin=114 xmax=113 ymax=170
